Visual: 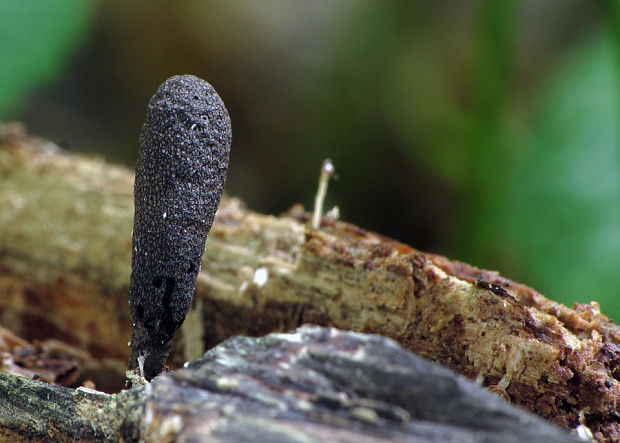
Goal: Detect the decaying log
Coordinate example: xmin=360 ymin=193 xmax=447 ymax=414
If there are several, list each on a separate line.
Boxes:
xmin=0 ymin=326 xmax=583 ymax=442
xmin=0 ymin=123 xmax=618 ymax=441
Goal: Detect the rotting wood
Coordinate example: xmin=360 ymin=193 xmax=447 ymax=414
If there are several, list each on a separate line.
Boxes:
xmin=0 ymin=123 xmax=618 ymax=441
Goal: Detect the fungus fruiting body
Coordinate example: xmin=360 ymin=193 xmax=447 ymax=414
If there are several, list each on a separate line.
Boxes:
xmin=128 ymin=75 xmax=231 ymax=380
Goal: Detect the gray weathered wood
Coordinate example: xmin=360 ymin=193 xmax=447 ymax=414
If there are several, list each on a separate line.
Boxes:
xmin=0 ymin=327 xmax=582 ymax=442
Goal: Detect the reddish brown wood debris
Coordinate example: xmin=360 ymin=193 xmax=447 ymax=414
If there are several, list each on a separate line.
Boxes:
xmin=0 ymin=324 xmax=82 ymax=387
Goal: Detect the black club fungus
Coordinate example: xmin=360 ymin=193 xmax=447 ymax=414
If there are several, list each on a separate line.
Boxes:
xmin=128 ymin=75 xmax=231 ymax=380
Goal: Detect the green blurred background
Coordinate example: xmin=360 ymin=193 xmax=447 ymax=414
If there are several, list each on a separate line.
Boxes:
xmin=1 ymin=1 xmax=619 ymax=320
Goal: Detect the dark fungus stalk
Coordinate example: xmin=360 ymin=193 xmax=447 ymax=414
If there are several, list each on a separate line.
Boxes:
xmin=128 ymin=75 xmax=231 ymax=381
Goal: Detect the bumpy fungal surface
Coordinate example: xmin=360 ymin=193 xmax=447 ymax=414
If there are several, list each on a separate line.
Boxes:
xmin=129 ymin=75 xmax=231 ymax=380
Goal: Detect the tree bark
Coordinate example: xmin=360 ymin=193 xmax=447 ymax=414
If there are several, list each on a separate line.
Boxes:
xmin=0 ymin=123 xmax=618 ymax=441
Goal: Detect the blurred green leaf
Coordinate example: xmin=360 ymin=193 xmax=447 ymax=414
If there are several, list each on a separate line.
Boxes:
xmin=0 ymin=0 xmax=94 ymax=117
xmin=497 ymin=30 xmax=620 ymax=319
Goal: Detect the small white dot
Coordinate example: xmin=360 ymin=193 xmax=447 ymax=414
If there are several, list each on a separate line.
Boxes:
xmin=163 ymin=212 xmax=167 ymax=219
xmin=323 ymin=159 xmax=334 ymax=174
xmin=253 ymin=267 xmax=268 ymax=287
